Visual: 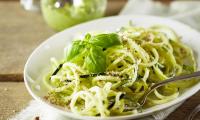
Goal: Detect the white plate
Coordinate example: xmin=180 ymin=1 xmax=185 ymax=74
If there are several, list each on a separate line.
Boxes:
xmin=24 ymin=15 xmax=200 ymax=120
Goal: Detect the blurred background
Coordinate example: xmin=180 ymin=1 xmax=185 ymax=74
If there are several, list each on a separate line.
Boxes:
xmin=0 ymin=0 xmax=200 ymax=120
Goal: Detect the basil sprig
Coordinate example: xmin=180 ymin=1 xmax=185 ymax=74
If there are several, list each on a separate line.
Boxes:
xmin=65 ymin=33 xmax=121 ymax=73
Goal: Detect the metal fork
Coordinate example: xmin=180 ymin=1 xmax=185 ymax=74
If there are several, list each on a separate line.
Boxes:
xmin=138 ymin=71 xmax=200 ymax=107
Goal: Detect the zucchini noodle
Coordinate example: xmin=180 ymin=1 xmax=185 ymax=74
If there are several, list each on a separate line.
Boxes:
xmin=44 ymin=24 xmax=197 ymax=117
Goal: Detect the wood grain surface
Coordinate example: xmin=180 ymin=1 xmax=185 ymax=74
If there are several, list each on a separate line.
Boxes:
xmin=0 ymin=82 xmax=31 ymax=120
xmin=0 ymin=0 xmax=200 ymax=120
xmin=0 ymin=1 xmax=55 ymax=78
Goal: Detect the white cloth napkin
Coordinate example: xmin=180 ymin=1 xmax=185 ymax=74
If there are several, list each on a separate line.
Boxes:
xmin=11 ymin=0 xmax=200 ymax=120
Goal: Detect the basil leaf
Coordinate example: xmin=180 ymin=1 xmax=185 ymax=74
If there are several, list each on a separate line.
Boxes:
xmin=84 ymin=46 xmax=106 ymax=73
xmin=66 ymin=40 xmax=85 ymax=61
xmin=90 ymin=33 xmax=121 ymax=49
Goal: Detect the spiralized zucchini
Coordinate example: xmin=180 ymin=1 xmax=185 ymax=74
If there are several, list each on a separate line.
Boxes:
xmin=44 ymin=24 xmax=197 ymax=117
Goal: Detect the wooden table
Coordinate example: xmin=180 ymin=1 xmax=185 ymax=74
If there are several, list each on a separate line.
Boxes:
xmin=0 ymin=1 xmax=200 ymax=120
